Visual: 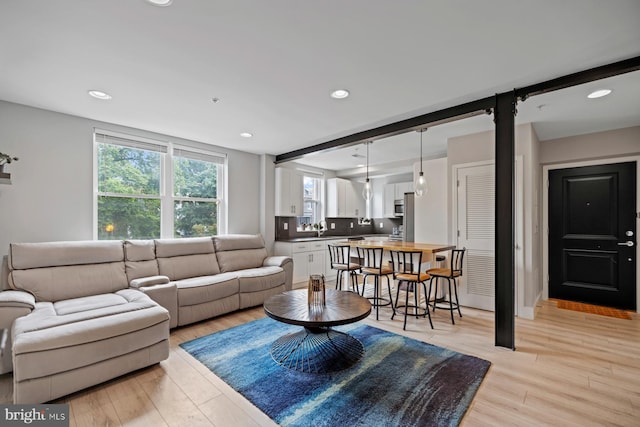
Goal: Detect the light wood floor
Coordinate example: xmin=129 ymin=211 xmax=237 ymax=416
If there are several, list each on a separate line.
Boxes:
xmin=2 ymin=297 xmax=639 ymax=426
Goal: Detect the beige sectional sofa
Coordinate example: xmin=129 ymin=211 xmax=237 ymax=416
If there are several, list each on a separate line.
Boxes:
xmin=0 ymin=234 xmax=292 ymax=404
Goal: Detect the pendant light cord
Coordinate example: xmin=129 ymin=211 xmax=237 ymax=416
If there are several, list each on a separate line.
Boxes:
xmin=366 ymin=141 xmax=369 ymax=179
xmin=420 ymin=129 xmax=425 ymax=173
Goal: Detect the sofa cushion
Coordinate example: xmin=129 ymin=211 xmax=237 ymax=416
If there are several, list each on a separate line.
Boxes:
xmin=213 ymin=234 xmax=265 ymax=252
xmin=9 ymin=241 xmax=124 ymax=270
xmin=124 ymin=240 xmax=155 ymax=262
xmin=126 ymin=259 xmax=160 ymax=282
xmin=155 ymin=238 xmax=220 ymax=280
xmin=8 ymin=241 xmax=128 ymax=302
xmin=213 ymin=234 xmax=268 ymax=272
xmin=155 ymin=237 xmax=215 ymax=258
xmin=236 ymin=267 xmax=285 ymax=293
xmin=10 ymin=262 xmax=128 ymax=303
xmin=12 ymin=289 xmax=169 ymax=381
xmin=124 ymin=240 xmax=160 ymax=282
xmin=158 ymin=254 xmax=220 ymax=281
xmin=174 ymin=273 xmax=238 ymax=307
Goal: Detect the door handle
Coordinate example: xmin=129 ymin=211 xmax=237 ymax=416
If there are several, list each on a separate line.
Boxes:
xmin=618 ymin=241 xmax=634 ymax=247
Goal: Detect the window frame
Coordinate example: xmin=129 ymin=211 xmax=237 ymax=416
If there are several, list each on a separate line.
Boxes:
xmin=93 ymin=129 xmax=227 ymax=239
xmin=297 ymin=174 xmax=323 ymax=229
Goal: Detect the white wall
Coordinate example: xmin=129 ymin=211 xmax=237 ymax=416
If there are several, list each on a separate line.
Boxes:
xmin=413 ymin=157 xmax=447 ymax=244
xmin=260 ymin=154 xmax=276 ymax=254
xmin=0 ymin=101 xmax=261 ymax=257
xmin=540 ymin=126 xmax=640 ymax=164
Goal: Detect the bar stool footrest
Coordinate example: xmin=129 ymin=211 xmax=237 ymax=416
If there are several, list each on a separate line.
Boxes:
xmin=394 ymin=304 xmax=428 ymax=318
xmin=367 ymin=296 xmax=392 ymax=307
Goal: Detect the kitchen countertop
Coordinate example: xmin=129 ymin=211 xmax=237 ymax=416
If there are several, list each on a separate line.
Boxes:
xmin=275 ymin=234 xmax=386 ymax=243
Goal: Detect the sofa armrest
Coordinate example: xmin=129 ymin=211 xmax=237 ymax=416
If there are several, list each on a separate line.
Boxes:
xmin=0 ymin=291 xmax=35 ymax=310
xmin=135 ymin=283 xmax=178 ymax=329
xmin=0 ymin=291 xmax=36 ymax=330
xmin=263 ymin=256 xmax=292 ymax=268
xmin=130 ymin=275 xmax=170 ymax=289
xmin=0 ymin=290 xmax=35 ymax=330
xmin=263 ymin=256 xmax=293 ymax=291
xmin=0 ymin=291 xmax=34 ymax=375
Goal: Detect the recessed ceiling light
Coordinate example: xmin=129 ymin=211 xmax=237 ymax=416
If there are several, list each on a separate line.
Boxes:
xmin=146 ymin=0 xmax=173 ymax=6
xmin=240 ymin=132 xmax=253 ymax=138
xmin=330 ymin=89 xmax=350 ymax=99
xmin=587 ymin=89 xmax=612 ymax=99
xmin=356 ymin=164 xmax=365 ymax=168
xmin=88 ymin=90 xmax=112 ymax=100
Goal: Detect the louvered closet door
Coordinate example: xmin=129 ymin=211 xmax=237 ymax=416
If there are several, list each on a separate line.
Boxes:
xmin=457 ymin=164 xmax=495 ymax=311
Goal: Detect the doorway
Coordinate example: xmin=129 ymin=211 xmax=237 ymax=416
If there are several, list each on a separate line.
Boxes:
xmin=454 ymin=158 xmax=524 ymax=313
xmin=548 ymin=161 xmax=637 ymax=310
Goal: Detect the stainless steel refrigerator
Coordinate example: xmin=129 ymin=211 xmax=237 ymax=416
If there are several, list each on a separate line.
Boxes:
xmin=403 ymin=192 xmax=415 ymax=242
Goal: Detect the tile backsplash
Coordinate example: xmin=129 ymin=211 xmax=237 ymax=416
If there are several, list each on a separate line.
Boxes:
xmin=275 ymin=216 xmax=402 ymax=240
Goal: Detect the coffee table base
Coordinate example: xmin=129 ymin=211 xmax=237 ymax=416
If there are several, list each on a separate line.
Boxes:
xmin=270 ymin=327 xmax=365 ymax=373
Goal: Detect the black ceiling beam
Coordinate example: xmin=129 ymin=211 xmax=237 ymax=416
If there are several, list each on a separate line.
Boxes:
xmin=274 ymin=96 xmax=494 ymax=164
xmin=516 ymin=55 xmax=640 ymax=101
xmin=275 ymin=55 xmax=640 ymax=164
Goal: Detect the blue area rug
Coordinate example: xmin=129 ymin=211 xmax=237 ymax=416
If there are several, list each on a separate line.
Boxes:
xmin=180 ymin=317 xmax=490 ymax=427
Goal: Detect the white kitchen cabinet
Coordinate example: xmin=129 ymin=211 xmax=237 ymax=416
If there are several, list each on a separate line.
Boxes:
xmin=395 ymin=181 xmax=414 ymax=199
xmin=383 ymin=183 xmax=396 ymax=217
xmin=275 ymin=168 xmax=304 ymax=216
xmin=346 ymin=180 xmax=366 ymax=217
xmin=383 ymin=182 xmax=413 ymax=217
xmin=327 ymin=178 xmax=365 ymax=218
xmin=274 ymin=241 xmax=326 ymax=285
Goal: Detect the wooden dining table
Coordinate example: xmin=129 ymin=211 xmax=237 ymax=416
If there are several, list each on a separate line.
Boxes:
xmin=337 ymin=239 xmax=455 ymax=262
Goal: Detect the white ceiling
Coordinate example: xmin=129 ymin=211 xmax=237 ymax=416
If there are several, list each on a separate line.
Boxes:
xmin=1 ymin=1 xmax=639 ymax=174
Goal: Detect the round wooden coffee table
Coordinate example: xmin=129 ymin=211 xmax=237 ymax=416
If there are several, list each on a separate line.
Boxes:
xmin=263 ymin=289 xmax=372 ymax=373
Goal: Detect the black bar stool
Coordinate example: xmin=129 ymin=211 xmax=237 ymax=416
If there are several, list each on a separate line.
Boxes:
xmin=327 ymin=244 xmax=360 ymax=292
xmin=389 ymin=250 xmax=433 ymax=330
xmin=357 ymin=246 xmax=393 ymax=320
xmin=427 ymin=248 xmax=466 ymax=324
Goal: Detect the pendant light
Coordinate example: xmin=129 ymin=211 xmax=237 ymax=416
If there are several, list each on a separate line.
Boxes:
xmin=362 ymin=141 xmax=373 ymax=201
xmin=414 ymin=129 xmax=428 ymax=197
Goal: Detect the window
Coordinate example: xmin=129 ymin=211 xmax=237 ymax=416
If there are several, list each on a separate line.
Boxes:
xmin=297 ymin=175 xmax=322 ymax=230
xmin=173 ymin=149 xmax=221 ymax=237
xmin=95 ymin=130 xmax=225 ymax=239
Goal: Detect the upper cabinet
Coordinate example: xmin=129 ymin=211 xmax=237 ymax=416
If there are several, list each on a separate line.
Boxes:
xmin=275 ymin=168 xmax=304 ymax=216
xmin=395 ymin=181 xmax=414 ymax=199
xmin=327 ymin=178 xmax=365 ymax=218
xmin=383 ymin=183 xmax=396 ymax=217
xmin=383 ymin=181 xmax=414 ymax=217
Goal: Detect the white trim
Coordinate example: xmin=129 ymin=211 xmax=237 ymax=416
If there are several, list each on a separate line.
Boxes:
xmin=296 ymin=167 xmax=324 ymax=176
xmin=97 ymin=192 xmax=162 ymax=199
xmin=173 ymin=145 xmax=226 ymax=164
xmin=542 ymin=155 xmax=640 ymax=313
xmin=160 ymin=145 xmax=171 ymax=238
xmin=92 ymin=136 xmax=99 ymax=239
xmin=515 ymin=156 xmax=526 ymax=319
xmin=94 ymin=128 xmax=169 ymax=152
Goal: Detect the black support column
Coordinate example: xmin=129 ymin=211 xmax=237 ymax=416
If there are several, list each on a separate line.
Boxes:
xmin=494 ymin=92 xmax=516 ymax=349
